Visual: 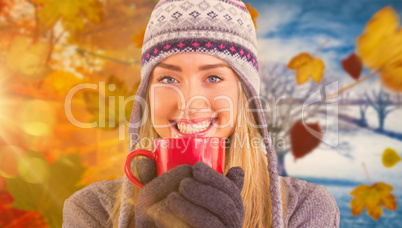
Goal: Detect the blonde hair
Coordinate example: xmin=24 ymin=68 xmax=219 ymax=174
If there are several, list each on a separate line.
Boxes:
xmin=109 ymin=81 xmax=286 ymax=227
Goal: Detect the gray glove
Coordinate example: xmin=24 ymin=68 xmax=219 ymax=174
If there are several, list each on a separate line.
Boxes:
xmin=135 ymin=160 xmax=245 ymax=228
xmin=134 ymin=158 xmax=192 ymax=228
xmin=165 ymin=162 xmax=245 ymax=228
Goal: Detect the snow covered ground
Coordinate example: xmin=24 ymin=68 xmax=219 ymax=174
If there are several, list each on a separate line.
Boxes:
xmin=285 ymin=105 xmax=402 ymax=188
xmin=284 ymin=106 xmax=402 ymax=227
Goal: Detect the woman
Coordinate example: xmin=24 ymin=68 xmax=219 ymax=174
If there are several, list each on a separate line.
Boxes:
xmin=63 ymin=0 xmax=340 ymax=227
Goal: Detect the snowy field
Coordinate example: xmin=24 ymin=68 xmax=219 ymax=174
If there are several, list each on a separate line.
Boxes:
xmin=284 ymin=105 xmax=402 ymax=227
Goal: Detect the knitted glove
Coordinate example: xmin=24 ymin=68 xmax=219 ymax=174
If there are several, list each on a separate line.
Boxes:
xmin=136 ymin=158 xmax=157 ymax=185
xmin=134 ymin=158 xmax=193 ymax=228
xmin=163 ymin=162 xmax=245 ymax=228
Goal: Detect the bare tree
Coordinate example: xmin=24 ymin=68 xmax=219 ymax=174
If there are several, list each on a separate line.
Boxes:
xmin=357 ymin=102 xmax=369 ymax=127
xmin=259 ymin=62 xmax=330 ymax=176
xmin=365 ymin=89 xmax=398 ymax=132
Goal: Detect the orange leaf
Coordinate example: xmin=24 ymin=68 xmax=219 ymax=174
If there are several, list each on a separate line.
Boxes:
xmin=287 ymin=52 xmax=325 ymax=85
xmin=356 ymin=6 xmax=401 ymax=70
xmin=382 ymin=148 xmax=401 ymax=168
xmin=380 ymin=57 xmax=402 ymax=92
xmin=289 ymin=120 xmax=322 ymax=160
xmin=245 ymin=3 xmax=259 ymax=29
xmin=5 ymin=36 xmax=51 ymax=81
xmin=342 ymin=52 xmax=363 ymax=80
xmin=356 ymin=6 xmax=402 ymax=92
xmin=350 ymin=182 xmax=397 ymax=220
xmin=0 ymin=192 xmax=47 ymax=228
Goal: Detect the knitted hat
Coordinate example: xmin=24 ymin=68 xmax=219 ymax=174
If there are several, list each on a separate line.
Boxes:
xmin=120 ymin=0 xmax=284 ymax=227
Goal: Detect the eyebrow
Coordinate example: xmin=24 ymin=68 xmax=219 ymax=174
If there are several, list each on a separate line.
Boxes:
xmin=155 ymin=63 xmax=231 ymax=72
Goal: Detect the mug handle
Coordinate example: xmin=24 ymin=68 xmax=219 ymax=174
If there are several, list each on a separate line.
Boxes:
xmin=124 ymin=149 xmax=155 ymax=189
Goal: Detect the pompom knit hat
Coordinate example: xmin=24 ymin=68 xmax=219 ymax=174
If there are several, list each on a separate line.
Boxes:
xmin=121 ymin=0 xmax=284 ymax=227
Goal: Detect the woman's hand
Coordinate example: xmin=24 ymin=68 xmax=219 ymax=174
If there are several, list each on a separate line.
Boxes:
xmin=135 ymin=160 xmax=193 ymax=228
xmin=164 ymin=162 xmax=245 ymax=228
xmin=135 ymin=160 xmax=245 ymax=228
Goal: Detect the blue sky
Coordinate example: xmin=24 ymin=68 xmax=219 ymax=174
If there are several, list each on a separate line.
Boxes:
xmin=248 ymin=0 xmax=402 ymax=77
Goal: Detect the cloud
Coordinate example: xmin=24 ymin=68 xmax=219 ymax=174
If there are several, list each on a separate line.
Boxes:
xmin=255 ymin=3 xmax=302 ymax=36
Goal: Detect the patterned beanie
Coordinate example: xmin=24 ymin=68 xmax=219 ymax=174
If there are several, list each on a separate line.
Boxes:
xmin=121 ymin=0 xmax=284 ymax=227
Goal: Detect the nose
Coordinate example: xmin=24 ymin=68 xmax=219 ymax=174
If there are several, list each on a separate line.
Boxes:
xmin=178 ymin=86 xmax=210 ymax=114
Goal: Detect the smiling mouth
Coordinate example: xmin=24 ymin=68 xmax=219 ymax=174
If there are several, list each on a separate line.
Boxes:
xmin=169 ymin=118 xmax=218 ymax=135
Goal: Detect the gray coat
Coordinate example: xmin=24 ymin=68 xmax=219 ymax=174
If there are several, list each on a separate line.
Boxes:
xmin=63 ymin=175 xmax=340 ymax=227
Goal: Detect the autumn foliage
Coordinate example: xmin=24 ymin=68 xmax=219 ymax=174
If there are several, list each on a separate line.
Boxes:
xmin=0 ymin=0 xmax=401 ymax=226
xmin=0 ymin=0 xmax=154 ymax=227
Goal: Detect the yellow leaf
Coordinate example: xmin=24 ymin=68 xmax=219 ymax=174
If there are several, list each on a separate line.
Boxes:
xmin=38 ymin=0 xmax=102 ymax=32
xmin=350 ymin=182 xmax=397 ymax=220
xmin=5 ymin=36 xmax=51 ymax=81
xmin=356 ymin=6 xmax=402 ymax=75
xmin=380 ymin=49 xmax=402 ymax=92
xmin=287 ymin=52 xmax=325 ymax=85
xmin=382 ymin=148 xmax=401 ymax=168
xmin=287 ymin=52 xmax=312 ymax=69
xmin=40 ymin=70 xmax=84 ymax=98
xmin=245 ymin=3 xmax=259 ymax=29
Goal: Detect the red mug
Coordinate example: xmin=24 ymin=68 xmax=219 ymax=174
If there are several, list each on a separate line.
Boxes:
xmin=124 ymin=137 xmax=226 ymax=188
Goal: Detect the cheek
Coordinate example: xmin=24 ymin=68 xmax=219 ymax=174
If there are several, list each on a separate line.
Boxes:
xmin=150 ymin=88 xmax=178 ymax=124
xmin=211 ymin=90 xmax=239 ymax=127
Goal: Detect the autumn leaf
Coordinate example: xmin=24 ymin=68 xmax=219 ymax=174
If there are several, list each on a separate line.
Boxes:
xmin=289 ymin=120 xmax=322 ymax=160
xmin=6 ymin=151 xmax=86 ymax=228
xmin=380 ymin=58 xmax=402 ymax=92
xmin=37 ymin=0 xmax=102 ymax=34
xmin=0 ymin=145 xmax=22 ymax=178
xmin=0 ymin=193 xmax=47 ymax=228
xmin=350 ymin=182 xmax=397 ymax=220
xmin=356 ymin=6 xmax=402 ymax=92
xmin=342 ymin=52 xmax=363 ymax=80
xmin=382 ymin=148 xmax=401 ymax=168
xmin=40 ymin=70 xmax=84 ymax=99
xmin=5 ymin=36 xmax=52 ymax=81
xmin=287 ymin=52 xmax=325 ymax=85
xmin=245 ymin=3 xmax=259 ymax=29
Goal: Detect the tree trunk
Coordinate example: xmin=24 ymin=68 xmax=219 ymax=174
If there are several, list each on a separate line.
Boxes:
xmin=378 ymin=112 xmax=385 ymax=132
xmin=358 ymin=106 xmax=368 ymax=127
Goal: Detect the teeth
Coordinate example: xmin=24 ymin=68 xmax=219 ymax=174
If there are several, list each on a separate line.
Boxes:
xmin=176 ymin=120 xmax=212 ymax=134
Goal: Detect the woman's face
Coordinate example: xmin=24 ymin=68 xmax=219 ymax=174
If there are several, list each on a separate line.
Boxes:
xmin=148 ymin=53 xmax=239 ymax=138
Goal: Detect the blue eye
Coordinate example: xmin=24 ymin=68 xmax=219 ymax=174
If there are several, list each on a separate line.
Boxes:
xmin=206 ymin=75 xmax=223 ymax=83
xmin=157 ymin=76 xmax=178 ymax=84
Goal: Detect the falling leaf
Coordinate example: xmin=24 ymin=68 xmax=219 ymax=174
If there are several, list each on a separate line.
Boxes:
xmin=290 ymin=120 xmax=322 ymax=160
xmin=350 ymin=182 xmax=397 ymax=220
xmin=287 ymin=52 xmax=325 ymax=85
xmin=380 ymin=58 xmax=402 ymax=92
xmin=356 ymin=6 xmax=400 ymax=69
xmin=356 ymin=6 xmax=402 ymax=92
xmin=5 ymin=36 xmax=51 ymax=81
xmin=342 ymin=52 xmax=363 ymax=80
xmin=245 ymin=3 xmax=259 ymax=29
xmin=382 ymin=148 xmax=401 ymax=168
xmin=6 ymin=151 xmax=86 ymax=228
